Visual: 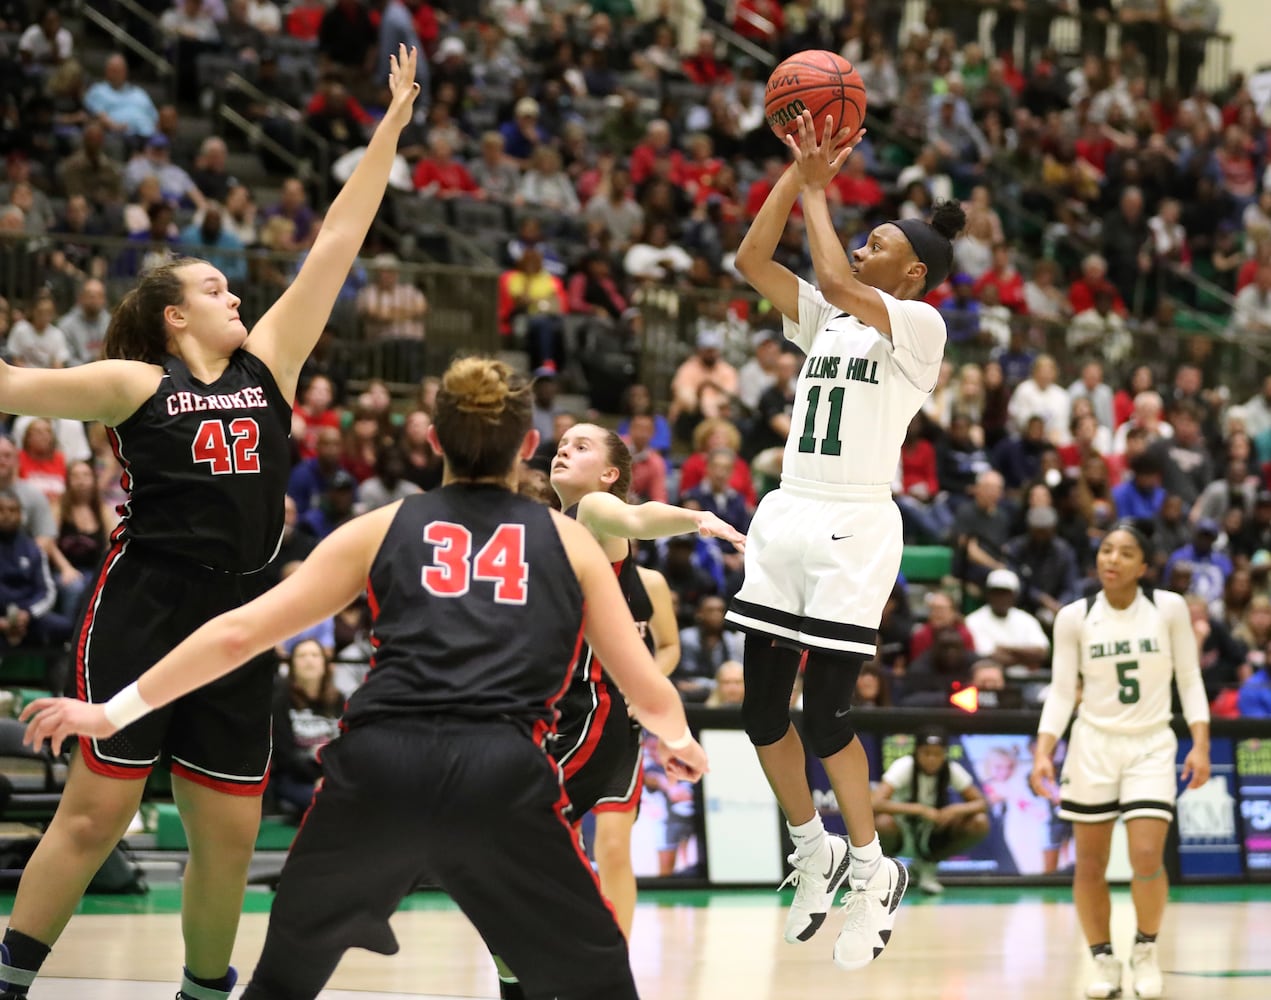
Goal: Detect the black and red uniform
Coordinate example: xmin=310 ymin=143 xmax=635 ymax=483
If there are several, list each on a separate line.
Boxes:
xmin=552 ymin=504 xmax=655 ymax=819
xmin=242 ymin=485 xmax=637 ymax=1000
xmin=76 ymin=349 xmax=290 ymax=794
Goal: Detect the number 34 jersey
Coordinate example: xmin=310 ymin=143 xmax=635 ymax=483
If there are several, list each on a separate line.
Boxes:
xmin=780 ymin=277 xmax=947 ymax=488
xmin=107 ymin=349 xmax=292 ymax=573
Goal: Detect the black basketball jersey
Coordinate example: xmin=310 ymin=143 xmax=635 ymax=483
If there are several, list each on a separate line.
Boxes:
xmin=565 ymin=503 xmax=656 ymax=677
xmin=343 ymin=485 xmax=585 ymax=742
xmin=107 ymin=349 xmax=292 ymax=573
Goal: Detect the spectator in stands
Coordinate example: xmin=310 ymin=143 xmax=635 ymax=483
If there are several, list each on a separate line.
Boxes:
xmin=259 ymin=495 xmax=316 ymax=589
xmin=1241 ymin=375 xmax=1271 ymax=442
xmin=1113 ymin=450 xmax=1167 ymax=520
xmin=56 ymin=278 xmax=108 ymax=366
xmin=1008 ymin=354 xmax=1070 ymax=445
xmin=221 ymin=0 xmax=267 ymax=57
xmin=678 ymin=417 xmax=755 ymax=507
xmin=674 ymin=595 xmax=744 ymax=702
xmin=1237 ymin=649 xmax=1271 ymax=718
xmin=188 ymin=136 xmax=233 ymax=204
xmin=1230 ymin=263 xmax=1271 ymax=337
xmin=18 ymin=6 xmax=70 ymax=75
xmin=528 ymin=364 xmax=561 ymax=444
xmin=499 ymin=96 xmax=548 ymax=167
xmin=317 ymin=0 xmax=377 ymax=75
xmin=973 ymin=243 xmax=1027 ymax=314
xmin=615 ymin=383 xmax=670 ymax=457
xmin=1067 ymin=360 xmax=1114 ymax=430
xmin=937 ymin=412 xmax=990 ymax=510
xmin=1168 ymin=521 xmax=1234 ymax=605
xmin=518 ymin=145 xmax=579 ymax=213
xmin=290 ymin=373 xmax=341 ymax=463
xmin=1004 ymin=506 xmax=1081 ymax=626
xmin=398 ymin=410 xmax=442 ymax=491
xmin=125 ymin=134 xmax=204 ymax=211
xmin=992 ymin=414 xmax=1050 ymax=493
xmin=83 ymin=53 xmax=158 ymax=142
xmin=1186 ymin=592 xmax=1248 ymax=704
xmin=356 ymin=444 xmax=421 ymax=513
xmin=467 ymin=130 xmax=519 ymax=203
xmin=497 ymin=244 xmax=567 ymax=373
xmin=965 ymin=569 xmax=1050 ymax=672
xmin=626 ymin=413 xmax=667 ymax=504
xmin=705 ymin=659 xmax=745 ymax=708
xmin=1113 ymin=390 xmax=1172 ymax=454
xmin=7 ymin=295 xmax=69 ymax=368
xmin=0 ymin=489 xmax=70 ymax=650
xmin=299 ymin=467 xmax=357 ymax=540
xmin=287 ymin=425 xmax=346 ymax=515
xmin=179 ymin=203 xmax=247 ymax=284
xmin=745 ymin=349 xmax=798 ymax=472
xmin=735 ymin=329 xmax=781 ymax=413
xmin=630 ymin=119 xmax=684 ymax=187
xmin=1152 ymin=401 xmax=1212 ymax=510
xmin=355 ymin=254 xmax=427 ymax=385
xmin=411 ymin=132 xmax=480 ymax=199
xmin=585 ymin=165 xmax=643 ymax=251
xmin=17 ymin=417 xmax=66 ymax=508
xmin=377 ymin=0 xmax=427 ymax=89
xmin=910 ymin=591 xmax=975 ymax=662
xmin=681 ymin=446 xmax=750 ymax=552
xmin=1193 ymin=460 xmax=1259 ymax=530
xmin=1068 ymin=253 xmax=1125 ymax=316
xmin=270 ymin=638 xmax=343 ymax=813
xmin=54 ymin=458 xmax=112 ymax=616
xmin=1068 ymin=282 xmax=1131 ymax=363
xmin=665 ymin=323 xmax=738 ymax=442
xmin=1022 ymin=259 xmax=1070 ymax=323
xmin=261 ymin=177 xmax=316 ymax=250
xmin=954 ymin=469 xmax=1014 ymax=585
xmin=624 ymin=220 xmax=694 ymax=282
xmin=896 ymin=413 xmax=947 ymax=544
xmin=56 ymin=121 xmax=123 ymax=207
xmin=902 ymin=626 xmax=974 ymax=706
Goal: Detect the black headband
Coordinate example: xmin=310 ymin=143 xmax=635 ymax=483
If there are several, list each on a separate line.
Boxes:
xmin=1110 ymin=520 xmax=1155 ymax=564
xmin=893 ymin=218 xmax=952 ymax=294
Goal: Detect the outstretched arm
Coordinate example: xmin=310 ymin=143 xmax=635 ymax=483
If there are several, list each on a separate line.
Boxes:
xmin=245 ymin=45 xmax=422 ymax=403
xmin=576 ymin=490 xmax=745 ymax=549
xmin=784 ymin=112 xmax=890 ymax=333
xmin=0 ymin=358 xmax=161 ymax=427
xmin=21 ymin=506 xmax=398 ymax=752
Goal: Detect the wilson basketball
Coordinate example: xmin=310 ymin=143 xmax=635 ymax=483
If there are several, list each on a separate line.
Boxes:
xmin=764 ymin=50 xmax=867 ymax=144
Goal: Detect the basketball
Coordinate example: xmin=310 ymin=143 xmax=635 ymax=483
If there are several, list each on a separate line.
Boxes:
xmin=764 ymin=50 xmax=867 ymax=144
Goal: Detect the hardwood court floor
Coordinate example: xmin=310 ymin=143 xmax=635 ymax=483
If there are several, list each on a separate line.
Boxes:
xmin=2 ymin=886 xmax=1269 ymax=999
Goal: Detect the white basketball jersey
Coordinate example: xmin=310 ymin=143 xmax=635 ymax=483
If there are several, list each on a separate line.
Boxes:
xmin=781 ymin=278 xmax=947 ymax=488
xmin=1040 ymin=588 xmax=1209 ymax=737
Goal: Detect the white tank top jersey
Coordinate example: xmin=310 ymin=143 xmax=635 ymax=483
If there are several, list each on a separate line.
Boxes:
xmin=781 ymin=277 xmax=947 ymax=489
xmin=1038 ymin=587 xmax=1210 ymax=738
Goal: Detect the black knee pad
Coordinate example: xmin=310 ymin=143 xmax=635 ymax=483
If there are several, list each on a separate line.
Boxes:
xmin=801 ymin=650 xmax=867 ymax=759
xmin=741 ymin=640 xmax=800 ymax=747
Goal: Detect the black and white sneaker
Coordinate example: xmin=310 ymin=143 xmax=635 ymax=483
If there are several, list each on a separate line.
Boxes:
xmin=778 ymin=834 xmax=852 ymax=943
xmin=833 ymin=856 xmax=908 ymax=971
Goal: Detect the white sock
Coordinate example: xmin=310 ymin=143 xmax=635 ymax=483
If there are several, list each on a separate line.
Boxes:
xmin=849 ymin=833 xmax=883 ymax=882
xmin=788 ymin=814 xmax=828 ymax=861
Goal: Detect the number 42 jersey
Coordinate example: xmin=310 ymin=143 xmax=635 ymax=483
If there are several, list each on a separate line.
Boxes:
xmin=107 ymin=350 xmax=292 ymax=573
xmin=780 ymin=277 xmax=947 ymax=489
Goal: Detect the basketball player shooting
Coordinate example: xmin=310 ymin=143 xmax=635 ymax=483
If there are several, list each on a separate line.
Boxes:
xmin=726 ymin=109 xmax=964 ymax=971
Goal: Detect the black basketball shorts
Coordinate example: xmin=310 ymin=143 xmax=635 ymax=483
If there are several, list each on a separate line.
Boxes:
xmin=74 ymin=541 xmax=275 ymax=795
xmin=553 ymin=674 xmax=643 ymax=819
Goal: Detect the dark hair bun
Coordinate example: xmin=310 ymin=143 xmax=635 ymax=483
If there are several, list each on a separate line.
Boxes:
xmin=930 ymin=201 xmax=966 ymax=241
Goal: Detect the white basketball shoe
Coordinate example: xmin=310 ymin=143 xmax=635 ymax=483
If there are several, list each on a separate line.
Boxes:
xmin=1130 ymin=942 xmax=1163 ymax=998
xmin=832 ymin=856 xmax=908 ymax=971
xmin=1086 ymin=955 xmax=1124 ymax=998
xmin=778 ymin=834 xmax=852 ymax=943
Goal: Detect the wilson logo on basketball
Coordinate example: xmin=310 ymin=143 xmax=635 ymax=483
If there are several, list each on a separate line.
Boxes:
xmin=766 ymin=74 xmax=799 ymax=91
xmin=765 ymin=98 xmax=807 ymax=128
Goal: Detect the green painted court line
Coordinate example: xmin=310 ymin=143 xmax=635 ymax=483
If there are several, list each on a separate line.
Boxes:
xmin=1168 ymin=971 xmax=1271 ymax=979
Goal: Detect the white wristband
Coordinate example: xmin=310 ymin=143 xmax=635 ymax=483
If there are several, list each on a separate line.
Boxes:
xmin=665 ymin=728 xmax=693 ymax=751
xmin=103 ymin=681 xmax=153 ymax=730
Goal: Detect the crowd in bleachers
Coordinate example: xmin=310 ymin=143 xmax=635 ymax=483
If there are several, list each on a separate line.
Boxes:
xmin=3 ymin=0 xmax=1271 ymax=741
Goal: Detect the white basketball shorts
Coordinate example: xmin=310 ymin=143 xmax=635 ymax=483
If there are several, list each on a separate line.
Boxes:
xmin=725 ymin=479 xmax=902 ymax=656
xmin=1057 ymin=717 xmax=1178 ymax=824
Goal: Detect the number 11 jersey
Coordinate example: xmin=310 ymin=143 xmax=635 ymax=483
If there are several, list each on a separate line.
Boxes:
xmin=780 ymin=277 xmax=946 ymax=489
xmin=107 ymin=349 xmax=292 ymax=573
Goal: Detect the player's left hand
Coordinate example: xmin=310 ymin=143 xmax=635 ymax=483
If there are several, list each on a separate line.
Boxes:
xmin=1181 ymin=744 xmax=1211 ymax=789
xmin=382 ymin=43 xmax=421 ymax=133
xmin=694 ymin=511 xmax=746 ymax=552
xmin=784 ymin=111 xmax=865 ymax=191
xmin=19 ymin=697 xmax=117 ymax=756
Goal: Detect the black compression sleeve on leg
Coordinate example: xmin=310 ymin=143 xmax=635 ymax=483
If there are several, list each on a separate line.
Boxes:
xmin=741 ymin=640 xmax=801 ymax=747
xmin=801 ymin=650 xmax=868 ymax=759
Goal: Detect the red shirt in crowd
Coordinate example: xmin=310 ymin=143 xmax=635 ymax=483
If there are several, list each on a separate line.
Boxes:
xmin=830 ymin=172 xmax=884 ymax=209
xmin=629 ymin=143 xmax=685 ymax=186
xmin=412 ymin=158 xmax=481 ymax=196
xmin=910 ymin=622 xmax=976 ymax=660
xmin=745 ymin=177 xmax=802 ymax=219
xmin=681 ymin=158 xmax=722 ymax=200
xmin=682 ymin=54 xmax=732 ymax=86
xmin=974 ymin=267 xmax=1028 ymax=313
xmin=678 ymin=452 xmax=757 ymax=509
xmin=900 ymin=438 xmax=939 ymax=498
xmin=1069 ymin=276 xmax=1127 ymax=316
